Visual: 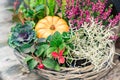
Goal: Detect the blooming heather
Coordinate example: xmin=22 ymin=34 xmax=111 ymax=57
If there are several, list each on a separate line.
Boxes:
xmin=109 ymin=13 xmax=120 ymax=26
xmin=63 ymin=0 xmax=120 ymax=29
xmin=56 ymin=0 xmax=62 ymax=7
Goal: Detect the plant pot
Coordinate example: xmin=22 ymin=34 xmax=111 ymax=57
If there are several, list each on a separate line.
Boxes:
xmin=14 ymin=46 xmax=116 ymax=80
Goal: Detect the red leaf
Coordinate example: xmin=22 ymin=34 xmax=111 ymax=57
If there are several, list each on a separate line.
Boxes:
xmin=59 ymin=50 xmax=64 ymax=56
xmin=58 ymin=56 xmax=65 ymax=64
xmin=52 ymin=52 xmax=59 ymax=58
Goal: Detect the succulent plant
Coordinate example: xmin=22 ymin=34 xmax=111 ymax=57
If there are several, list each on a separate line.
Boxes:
xmin=8 ymin=21 xmax=36 ymax=53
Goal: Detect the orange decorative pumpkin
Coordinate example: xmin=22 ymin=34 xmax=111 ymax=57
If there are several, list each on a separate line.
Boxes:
xmin=35 ymin=16 xmax=69 ymax=38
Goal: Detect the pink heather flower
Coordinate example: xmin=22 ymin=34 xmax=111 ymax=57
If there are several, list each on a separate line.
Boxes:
xmin=56 ymin=0 xmax=62 ymax=7
xmin=110 ymin=35 xmax=119 ymax=41
xmin=82 ymin=2 xmax=86 ymax=6
xmin=77 ymin=20 xmax=84 ymax=28
xmin=101 ymin=8 xmax=112 ymax=20
xmin=65 ymin=0 xmax=116 ymax=29
xmin=13 ymin=0 xmax=19 ymax=10
xmin=80 ymin=10 xmax=84 ymax=16
xmin=85 ymin=10 xmax=90 ymax=22
xmin=86 ymin=0 xmax=92 ymax=5
xmin=92 ymin=0 xmax=106 ymax=14
xmin=85 ymin=10 xmax=90 ymax=16
xmin=95 ymin=17 xmax=99 ymax=23
xmin=109 ymin=13 xmax=120 ymax=27
xmin=92 ymin=4 xmax=96 ymax=11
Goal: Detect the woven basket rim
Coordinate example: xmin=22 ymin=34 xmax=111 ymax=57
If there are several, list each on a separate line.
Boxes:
xmin=13 ymin=49 xmax=116 ymax=80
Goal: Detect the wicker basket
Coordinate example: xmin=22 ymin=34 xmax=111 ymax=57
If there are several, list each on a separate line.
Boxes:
xmin=14 ymin=49 xmax=116 ymax=80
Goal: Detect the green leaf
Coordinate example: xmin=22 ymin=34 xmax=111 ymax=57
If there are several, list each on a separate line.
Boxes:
xmin=38 ymin=0 xmax=44 ymax=4
xmin=109 ymin=15 xmax=114 ymax=19
xmin=47 ymin=0 xmax=56 ymax=16
xmin=30 ymin=45 xmax=35 ymax=53
xmin=28 ymin=59 xmax=38 ymax=70
xmin=35 ymin=47 xmax=44 ymax=57
xmin=61 ymin=0 xmax=67 ymax=17
xmin=118 ymin=33 xmax=120 ymax=37
xmin=63 ymin=49 xmax=69 ymax=56
xmin=46 ymin=35 xmax=52 ymax=43
xmin=30 ymin=0 xmax=36 ymax=8
xmin=35 ymin=4 xmax=45 ymax=12
xmin=93 ymin=12 xmax=99 ymax=18
xmin=24 ymin=0 xmax=29 ymax=6
xmin=59 ymin=43 xmax=66 ymax=50
xmin=50 ymin=31 xmax=63 ymax=47
xmin=46 ymin=6 xmax=50 ymax=16
xmin=26 ymin=9 xmax=34 ymax=18
xmin=20 ymin=43 xmax=32 ymax=48
xmin=62 ymin=32 xmax=71 ymax=42
xmin=34 ymin=4 xmax=45 ymax=21
xmin=18 ymin=2 xmax=25 ymax=11
xmin=35 ymin=44 xmax=49 ymax=57
xmin=24 ymin=55 xmax=33 ymax=62
xmin=42 ymin=58 xmax=60 ymax=71
xmin=46 ymin=47 xmax=57 ymax=57
xmin=19 ymin=43 xmax=33 ymax=53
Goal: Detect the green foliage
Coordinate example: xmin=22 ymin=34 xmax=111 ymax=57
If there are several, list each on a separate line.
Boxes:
xmin=49 ymin=31 xmax=63 ymax=47
xmin=62 ymin=32 xmax=71 ymax=42
xmin=46 ymin=47 xmax=57 ymax=57
xmin=12 ymin=0 xmax=58 ymax=23
xmin=59 ymin=43 xmax=66 ymax=50
xmin=35 ymin=44 xmax=49 ymax=57
xmin=24 ymin=55 xmax=38 ymax=70
xmin=28 ymin=59 xmax=38 ymax=69
xmin=42 ymin=58 xmax=60 ymax=71
xmin=35 ymin=32 xmax=68 ymax=58
xmin=47 ymin=0 xmax=56 ymax=16
xmin=33 ymin=31 xmax=72 ymax=71
xmin=24 ymin=55 xmax=33 ymax=62
xmin=61 ymin=0 xmax=66 ymax=17
xmin=118 ymin=33 xmax=120 ymax=37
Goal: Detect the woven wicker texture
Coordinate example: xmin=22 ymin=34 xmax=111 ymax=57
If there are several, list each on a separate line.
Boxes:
xmin=14 ymin=50 xmax=115 ymax=80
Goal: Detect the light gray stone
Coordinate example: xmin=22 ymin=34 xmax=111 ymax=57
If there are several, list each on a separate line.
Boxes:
xmin=0 ymin=0 xmax=13 ymax=44
xmin=0 ymin=22 xmax=13 ymax=44
xmin=0 ymin=0 xmax=13 ymax=22
xmin=0 ymin=10 xmax=12 ymax=23
xmin=0 ymin=46 xmax=47 ymax=80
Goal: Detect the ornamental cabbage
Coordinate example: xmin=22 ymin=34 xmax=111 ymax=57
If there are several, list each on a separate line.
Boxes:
xmin=8 ymin=21 xmax=36 ymax=53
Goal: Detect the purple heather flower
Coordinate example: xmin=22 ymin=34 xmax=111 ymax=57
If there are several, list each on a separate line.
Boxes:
xmin=85 ymin=10 xmax=90 ymax=22
xmin=92 ymin=0 xmax=106 ymax=14
xmin=65 ymin=0 xmax=119 ymax=29
xmin=56 ymin=0 xmax=62 ymax=7
xmin=101 ymin=8 xmax=112 ymax=20
xmin=13 ymin=0 xmax=19 ymax=10
xmin=110 ymin=35 xmax=119 ymax=41
xmin=95 ymin=17 xmax=99 ymax=23
xmin=109 ymin=13 xmax=120 ymax=27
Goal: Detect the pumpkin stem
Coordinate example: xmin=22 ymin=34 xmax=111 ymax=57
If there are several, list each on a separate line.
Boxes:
xmin=50 ymin=25 xmax=56 ymax=30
